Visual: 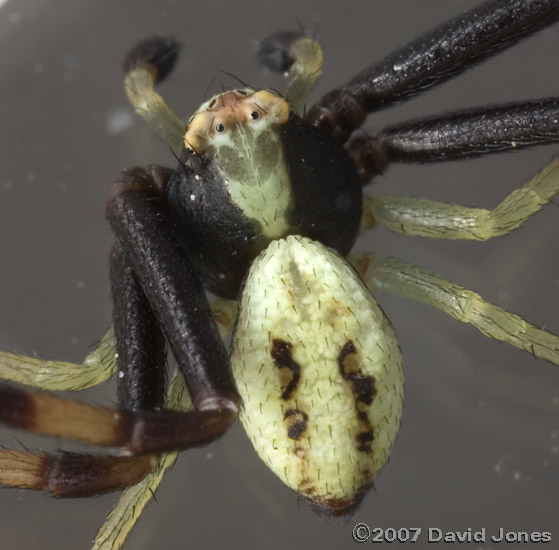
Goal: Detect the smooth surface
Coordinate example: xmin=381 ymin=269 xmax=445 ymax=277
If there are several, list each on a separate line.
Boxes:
xmin=0 ymin=1 xmax=558 ymax=549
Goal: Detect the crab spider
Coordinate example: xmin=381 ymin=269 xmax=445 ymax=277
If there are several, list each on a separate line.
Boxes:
xmin=0 ymin=1 xmax=558 ymax=548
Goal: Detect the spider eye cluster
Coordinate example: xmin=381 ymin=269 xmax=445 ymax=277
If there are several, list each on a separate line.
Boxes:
xmin=213 ymin=110 xmax=259 ymax=134
xmin=183 ymin=88 xmax=288 ymax=154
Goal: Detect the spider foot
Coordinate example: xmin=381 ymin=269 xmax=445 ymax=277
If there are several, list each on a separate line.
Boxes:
xmin=257 ymin=30 xmax=323 ymax=112
xmin=124 ymin=37 xmax=185 ymax=150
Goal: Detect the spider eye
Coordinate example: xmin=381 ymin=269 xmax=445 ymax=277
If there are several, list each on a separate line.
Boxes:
xmin=250 ymin=111 xmax=260 ymax=120
xmin=215 ymin=122 xmax=226 ymax=133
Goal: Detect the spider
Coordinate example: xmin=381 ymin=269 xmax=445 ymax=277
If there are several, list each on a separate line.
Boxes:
xmin=1 ymin=0 xmax=559 ymax=548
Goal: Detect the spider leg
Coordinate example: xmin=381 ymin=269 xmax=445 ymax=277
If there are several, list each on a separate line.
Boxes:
xmin=349 ymin=99 xmax=559 ymax=182
xmin=93 ymin=368 xmax=190 ymax=550
xmin=0 ymin=380 xmax=235 ymax=453
xmin=307 ymin=0 xmax=559 ymax=142
xmin=0 ymin=328 xmax=116 ymax=391
xmin=257 ymin=32 xmax=323 ymax=113
xmin=0 ymin=236 xmax=169 ymax=498
xmin=0 ymin=165 xmax=239 ymax=450
xmin=0 ymin=449 xmax=157 ymax=497
xmin=351 ymin=254 xmax=559 ymax=366
xmin=124 ymin=37 xmax=185 ymax=150
xmin=110 ymin=241 xmax=167 ymax=412
xmin=0 ymin=290 xmax=232 ymax=543
xmin=0 ymin=297 xmax=235 ymax=394
xmin=107 ymin=166 xmax=239 ymax=412
xmin=361 ymin=156 xmax=559 ymax=239
xmin=0 ymin=164 xmax=239 ymax=500
xmin=92 ymin=298 xmax=236 ymax=550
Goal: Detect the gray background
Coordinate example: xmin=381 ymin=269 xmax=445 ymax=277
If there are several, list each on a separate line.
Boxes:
xmin=0 ymin=0 xmax=558 ymax=549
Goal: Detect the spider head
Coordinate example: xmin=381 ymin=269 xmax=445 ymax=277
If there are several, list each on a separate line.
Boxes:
xmin=182 ymin=88 xmax=294 ymax=243
xmin=184 ymin=88 xmax=289 ymax=155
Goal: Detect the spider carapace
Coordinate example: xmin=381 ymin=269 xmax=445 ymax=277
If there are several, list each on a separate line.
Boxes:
xmin=1 ymin=1 xmax=559 ymax=548
xmin=168 ymin=86 xmax=362 ymax=297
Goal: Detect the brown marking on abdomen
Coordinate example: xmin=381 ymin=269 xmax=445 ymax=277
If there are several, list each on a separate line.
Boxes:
xmin=271 ymin=339 xmax=301 ymax=400
xmin=337 ymin=340 xmax=377 ymax=453
xmin=284 ymin=408 xmax=308 ymax=440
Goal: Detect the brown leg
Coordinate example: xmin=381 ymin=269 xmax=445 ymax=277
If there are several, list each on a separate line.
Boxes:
xmin=0 ymin=449 xmax=156 ymax=497
xmin=0 ymin=382 xmax=237 ymax=455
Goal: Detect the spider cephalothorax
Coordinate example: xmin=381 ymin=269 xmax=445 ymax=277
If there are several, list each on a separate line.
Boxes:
xmin=169 ymin=87 xmax=362 ymax=297
xmin=0 ymin=1 xmax=558 ymax=548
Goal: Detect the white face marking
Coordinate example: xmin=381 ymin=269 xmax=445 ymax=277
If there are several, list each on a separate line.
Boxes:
xmin=231 ymin=236 xmax=404 ymax=514
xmin=214 ymin=118 xmax=291 ymax=239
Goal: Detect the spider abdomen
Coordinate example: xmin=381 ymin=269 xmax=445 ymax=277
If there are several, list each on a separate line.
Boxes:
xmin=231 ymin=236 xmax=404 ymax=517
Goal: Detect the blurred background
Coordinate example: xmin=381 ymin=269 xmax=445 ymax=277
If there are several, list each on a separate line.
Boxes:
xmin=0 ymin=0 xmax=558 ymax=548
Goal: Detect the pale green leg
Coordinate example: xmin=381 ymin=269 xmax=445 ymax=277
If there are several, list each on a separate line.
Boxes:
xmin=281 ymin=37 xmax=323 ymax=113
xmin=351 ymin=253 xmax=559 ymax=366
xmin=361 ymin=157 xmax=559 ymax=239
xmin=125 ymin=68 xmax=185 ymax=151
xmin=0 ymin=328 xmax=117 ymax=391
xmin=92 ymin=369 xmax=191 ymax=550
xmin=0 ymin=297 xmax=237 ymax=393
xmin=92 ymin=297 xmax=237 ymax=550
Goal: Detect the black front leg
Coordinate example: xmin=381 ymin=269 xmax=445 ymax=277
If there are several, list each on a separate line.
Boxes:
xmin=348 ymin=98 xmax=559 ymax=182
xmin=109 ymin=164 xmax=172 ymax=412
xmin=106 ymin=166 xmax=239 ymax=412
xmin=0 ymin=28 xmax=254 ymax=498
xmin=110 ymin=241 xmax=167 ymax=412
xmin=0 ymin=164 xmax=241 ymax=498
xmin=307 ymin=0 xmax=559 ymax=141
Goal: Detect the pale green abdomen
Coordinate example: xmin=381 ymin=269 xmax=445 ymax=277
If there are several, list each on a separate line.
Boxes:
xmin=231 ymin=236 xmax=404 ymax=515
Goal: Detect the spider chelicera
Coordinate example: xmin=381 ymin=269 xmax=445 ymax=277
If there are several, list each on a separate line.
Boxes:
xmin=1 ymin=0 xmax=559 ymax=548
